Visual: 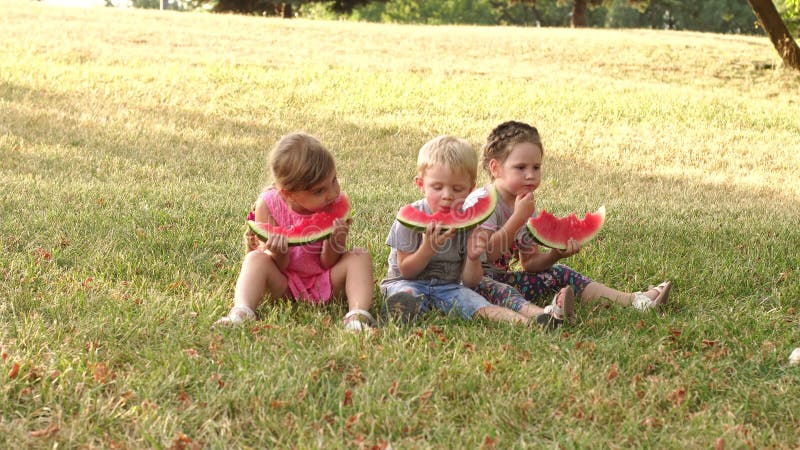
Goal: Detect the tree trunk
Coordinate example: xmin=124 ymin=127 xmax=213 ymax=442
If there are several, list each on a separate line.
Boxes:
xmin=571 ymin=0 xmax=587 ymax=28
xmin=282 ymin=3 xmax=293 ymax=18
xmin=746 ymin=0 xmax=800 ymax=70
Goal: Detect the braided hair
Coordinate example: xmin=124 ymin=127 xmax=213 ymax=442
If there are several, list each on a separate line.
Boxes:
xmin=481 ymin=121 xmax=543 ymax=180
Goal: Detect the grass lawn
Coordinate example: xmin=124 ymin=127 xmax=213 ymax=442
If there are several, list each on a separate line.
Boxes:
xmin=2 ymin=1 xmax=800 ymax=448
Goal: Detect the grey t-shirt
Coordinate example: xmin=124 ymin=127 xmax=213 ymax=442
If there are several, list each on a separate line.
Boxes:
xmin=381 ymin=199 xmax=467 ymax=287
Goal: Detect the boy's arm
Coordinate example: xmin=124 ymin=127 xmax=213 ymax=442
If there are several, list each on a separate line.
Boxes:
xmin=253 ymin=198 xmax=290 ymax=271
xmin=396 ymin=247 xmax=434 ymax=279
xmin=397 ymin=222 xmax=455 ymax=279
xmin=461 ymin=229 xmax=487 ymax=288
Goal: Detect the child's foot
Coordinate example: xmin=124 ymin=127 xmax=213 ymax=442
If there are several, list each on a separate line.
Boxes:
xmin=632 ymin=281 xmax=672 ymax=312
xmin=343 ymin=309 xmax=376 ymax=332
xmin=381 ymin=292 xmax=422 ymax=324
xmin=543 ymin=287 xmax=576 ymax=325
xmin=212 ymin=305 xmax=255 ymax=329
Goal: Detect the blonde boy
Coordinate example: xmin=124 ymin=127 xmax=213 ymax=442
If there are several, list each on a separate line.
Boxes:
xmin=380 ymin=136 xmax=567 ymax=326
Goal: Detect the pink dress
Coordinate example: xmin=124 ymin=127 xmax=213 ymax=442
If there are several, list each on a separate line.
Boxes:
xmin=261 ymin=189 xmax=333 ymax=304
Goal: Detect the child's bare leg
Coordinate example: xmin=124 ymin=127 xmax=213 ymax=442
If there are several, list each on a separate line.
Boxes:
xmin=475 ymin=306 xmax=529 ymax=325
xmin=580 ymin=281 xmax=670 ymax=308
xmin=330 ymin=248 xmax=374 ymax=310
xmin=517 ymin=303 xmax=547 ymax=319
xmin=215 ymin=250 xmax=287 ymax=328
xmin=234 ymin=250 xmax=288 ymax=309
xmin=580 ymin=282 xmax=632 ymax=305
xmin=330 ymin=248 xmax=375 ymax=329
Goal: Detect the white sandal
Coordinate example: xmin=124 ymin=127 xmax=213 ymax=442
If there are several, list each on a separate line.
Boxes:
xmin=343 ymin=309 xmax=376 ymax=332
xmin=212 ymin=305 xmax=255 ymax=329
xmin=632 ymin=281 xmax=672 ymax=312
xmin=543 ymin=287 xmax=575 ymax=325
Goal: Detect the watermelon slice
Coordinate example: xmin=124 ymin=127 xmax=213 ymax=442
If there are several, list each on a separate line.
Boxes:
xmin=396 ymin=186 xmax=498 ymax=231
xmin=526 ymin=206 xmax=606 ymax=250
xmin=247 ymin=193 xmax=350 ymax=246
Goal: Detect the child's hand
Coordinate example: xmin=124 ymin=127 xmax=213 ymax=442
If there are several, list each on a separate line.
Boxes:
xmin=264 ymin=234 xmax=289 ymax=255
xmin=512 ymin=191 xmax=536 ymax=219
xmin=330 ymin=217 xmax=352 ymax=253
xmin=422 ymin=221 xmax=455 ymax=252
xmin=466 ymin=228 xmax=488 ymax=261
xmin=554 ymin=238 xmax=581 ymax=259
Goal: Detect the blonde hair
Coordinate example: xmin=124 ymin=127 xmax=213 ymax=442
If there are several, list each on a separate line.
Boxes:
xmin=482 ymin=121 xmax=543 ymax=180
xmin=417 ymin=135 xmax=478 ymax=184
xmin=269 ymin=132 xmax=335 ymax=192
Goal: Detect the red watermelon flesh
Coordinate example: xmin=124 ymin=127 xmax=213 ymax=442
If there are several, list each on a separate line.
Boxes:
xmin=247 ymin=193 xmax=350 ymax=246
xmin=396 ymin=186 xmax=498 ymax=231
xmin=526 ymin=206 xmax=606 ymax=250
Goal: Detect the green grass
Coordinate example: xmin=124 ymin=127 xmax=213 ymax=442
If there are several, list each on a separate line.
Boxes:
xmin=2 ymin=1 xmax=800 ymax=448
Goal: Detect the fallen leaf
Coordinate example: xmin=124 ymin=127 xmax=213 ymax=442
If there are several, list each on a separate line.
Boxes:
xmin=418 ymin=390 xmax=433 ymax=402
xmin=371 ymin=440 xmax=389 ymax=450
xmin=93 ymin=363 xmax=115 ymax=384
xmin=177 ymin=391 xmax=191 ymax=408
xmin=210 ymin=373 xmax=224 ymax=389
xmin=345 ymin=367 xmax=365 ymax=386
xmin=518 ymin=399 xmax=535 ymax=411
xmin=345 ymin=413 xmax=362 ymax=429
xmin=270 ymin=400 xmax=288 ymax=409
xmin=32 ymin=248 xmax=52 ymax=263
xmin=29 ymin=423 xmax=59 ymax=438
xmin=9 ymin=361 xmax=20 ymax=379
xmin=668 ymin=387 xmax=687 ymax=406
xmin=640 ymin=417 xmax=662 ymax=428
xmin=169 ymin=433 xmax=198 ymax=450
xmin=342 ymin=389 xmax=353 ymax=407
xmin=607 ymin=363 xmax=619 ymax=382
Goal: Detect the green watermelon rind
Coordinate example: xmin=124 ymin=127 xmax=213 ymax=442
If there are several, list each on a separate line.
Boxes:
xmin=396 ymin=186 xmax=498 ymax=232
xmin=247 ymin=193 xmax=350 ymax=246
xmin=247 ymin=220 xmax=333 ymax=246
xmin=526 ymin=205 xmax=606 ymax=250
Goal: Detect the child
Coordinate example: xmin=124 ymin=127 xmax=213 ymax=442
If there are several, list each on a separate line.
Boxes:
xmin=214 ymin=132 xmax=376 ymax=332
xmin=380 ymin=135 xmax=573 ymax=328
xmin=475 ymin=120 xmax=671 ymax=312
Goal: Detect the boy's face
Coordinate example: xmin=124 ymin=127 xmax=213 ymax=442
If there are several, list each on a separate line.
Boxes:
xmin=415 ymin=164 xmax=475 ymax=213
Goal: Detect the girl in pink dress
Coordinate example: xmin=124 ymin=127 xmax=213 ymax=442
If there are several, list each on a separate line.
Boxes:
xmin=214 ymin=132 xmax=375 ymax=331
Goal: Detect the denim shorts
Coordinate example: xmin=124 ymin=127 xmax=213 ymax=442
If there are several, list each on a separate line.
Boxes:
xmin=382 ymin=279 xmax=493 ymax=320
